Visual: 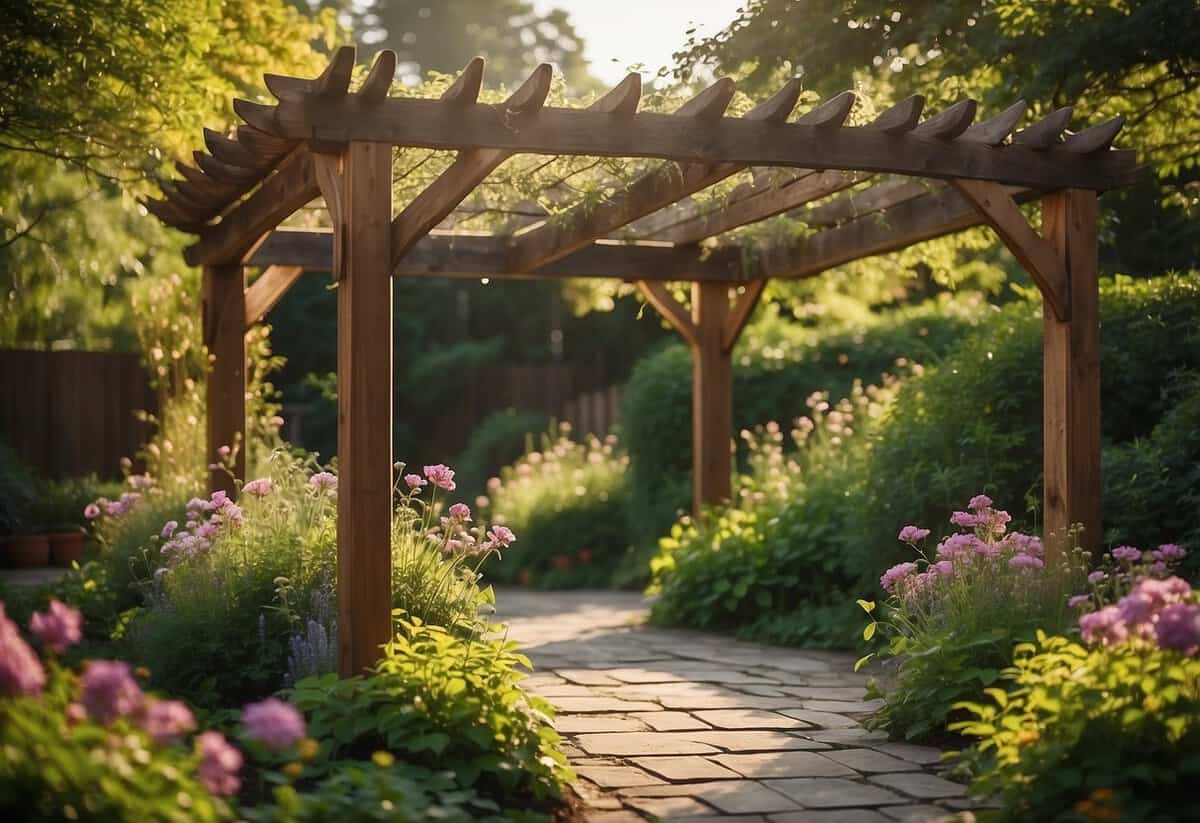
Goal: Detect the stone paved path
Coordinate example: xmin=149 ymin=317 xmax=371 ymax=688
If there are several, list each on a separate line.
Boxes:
xmin=496 ymin=589 xmax=969 ymax=823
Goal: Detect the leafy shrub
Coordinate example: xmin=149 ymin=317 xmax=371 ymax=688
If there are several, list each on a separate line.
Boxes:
xmin=954 ymin=630 xmax=1200 ymax=822
xmin=480 ymin=426 xmax=633 ymax=589
xmin=287 ymin=618 xmax=570 ymax=807
xmin=623 ymin=297 xmax=982 ymax=547
xmin=650 ymin=380 xmax=898 ymax=647
xmin=0 ymin=440 xmax=34 ymax=534
xmin=452 ymin=408 xmax=550 ymax=499
xmin=857 ymin=495 xmax=1087 ymax=741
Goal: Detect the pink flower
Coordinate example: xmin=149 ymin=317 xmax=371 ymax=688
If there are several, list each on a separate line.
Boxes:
xmin=309 ymin=472 xmax=337 ymax=495
xmin=1069 ymin=594 xmax=1092 ymax=609
xmin=897 ymin=526 xmax=931 ymax=543
xmin=81 ymin=660 xmax=144 ymax=725
xmin=161 ymin=520 xmax=178 ymax=539
xmin=950 ymin=511 xmax=981 ymax=528
xmin=1009 ymin=554 xmax=1044 ymax=570
xmin=140 ymin=699 xmax=196 ymax=744
xmin=242 ymin=697 xmax=306 ymax=751
xmin=1088 ymin=570 xmax=1107 ymax=585
xmin=196 ymin=731 xmax=242 ymax=796
xmin=30 ymin=599 xmax=82 ymax=655
xmin=1150 ymin=560 xmax=1169 ymax=575
xmin=242 ymin=478 xmax=274 ymax=498
xmin=404 ymin=474 xmax=427 ymax=490
xmin=937 ymin=533 xmax=981 ymax=562
xmin=1155 ymin=603 xmax=1200 ymax=655
xmin=1010 ymin=533 xmax=1044 ymax=557
xmin=931 ymin=560 xmax=954 ymax=577
xmin=968 ymin=494 xmax=994 ymax=511
xmin=423 ymin=464 xmax=456 ymax=491
xmin=448 ymin=503 xmax=471 ymax=521
xmin=217 ymin=445 xmax=232 ymax=459
xmin=1111 ymin=545 xmax=1143 ymax=564
xmin=486 ymin=525 xmax=515 ymax=548
xmin=880 ymin=562 xmax=918 ymax=592
xmin=1153 ymin=544 xmax=1187 ymax=562
xmin=84 ymin=503 xmax=101 ymax=520
xmin=0 ymin=604 xmax=45 ymax=697
xmin=1080 ymin=606 xmax=1128 ymax=646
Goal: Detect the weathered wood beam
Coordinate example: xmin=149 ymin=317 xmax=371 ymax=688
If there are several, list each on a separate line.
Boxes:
xmin=722 ymin=280 xmax=767 ymax=352
xmin=1042 ymin=189 xmax=1101 ymax=556
xmin=202 ymin=264 xmax=246 ymax=497
xmin=249 ymin=92 xmax=1137 ymax=190
xmin=249 ymin=229 xmax=747 ymax=281
xmin=798 ymin=178 xmax=937 ymax=229
xmin=953 ymin=178 xmax=1069 ymax=319
xmin=691 ymin=281 xmax=733 ymax=510
xmin=636 ymin=281 xmax=699 ymax=348
xmin=759 ymin=183 xmax=1033 ymax=280
xmin=244 ymin=265 xmax=305 ymax=328
xmin=184 ymin=147 xmax=319 ymax=266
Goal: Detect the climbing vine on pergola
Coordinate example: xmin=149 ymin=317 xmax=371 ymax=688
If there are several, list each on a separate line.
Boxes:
xmin=145 ymin=46 xmax=1141 ymax=676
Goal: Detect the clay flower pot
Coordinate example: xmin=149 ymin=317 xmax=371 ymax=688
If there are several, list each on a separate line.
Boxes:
xmin=6 ymin=534 xmax=50 ymax=568
xmin=49 ymin=530 xmax=85 ymax=567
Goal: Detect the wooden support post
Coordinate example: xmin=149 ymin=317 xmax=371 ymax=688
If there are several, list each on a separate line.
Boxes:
xmin=202 ymin=263 xmax=245 ymax=496
xmin=1042 ymin=189 xmax=1101 ymax=556
xmin=691 ymin=281 xmax=733 ymax=512
xmin=316 ymin=142 xmax=394 ymax=676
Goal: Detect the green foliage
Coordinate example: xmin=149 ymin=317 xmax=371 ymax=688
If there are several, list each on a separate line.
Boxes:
xmin=481 ymin=427 xmax=633 ymax=589
xmin=30 ymin=476 xmax=121 ymax=531
xmin=452 ymin=408 xmax=551 ymax=499
xmin=0 ymin=439 xmax=34 ymax=534
xmin=953 ymin=634 xmax=1200 ymax=822
xmin=623 ymin=298 xmax=980 ymax=548
xmin=0 ymin=666 xmax=231 ymax=822
xmin=287 ymin=618 xmax=570 ymax=808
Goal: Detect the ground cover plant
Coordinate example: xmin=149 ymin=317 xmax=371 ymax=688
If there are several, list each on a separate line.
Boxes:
xmin=479 ymin=425 xmax=634 ymax=589
xmin=953 ymin=564 xmax=1200 ymax=822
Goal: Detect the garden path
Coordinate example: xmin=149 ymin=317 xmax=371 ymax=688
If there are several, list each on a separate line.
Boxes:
xmin=496 ymin=589 xmax=969 ymax=823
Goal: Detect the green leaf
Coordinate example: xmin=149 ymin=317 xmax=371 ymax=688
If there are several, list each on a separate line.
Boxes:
xmin=854 ymin=653 xmax=875 ymax=672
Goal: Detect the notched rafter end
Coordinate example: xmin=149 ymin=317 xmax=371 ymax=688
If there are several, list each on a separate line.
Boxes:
xmin=442 ymin=56 xmax=486 ymax=104
xmin=506 ymin=63 xmax=555 ymax=112
xmin=676 ymin=77 xmax=737 ymax=120
xmin=960 ymin=99 xmax=1026 ymax=146
xmin=233 ymin=99 xmax=282 ymax=137
xmin=913 ymin=99 xmax=977 ymax=140
xmin=592 ymin=72 xmax=642 ymax=116
xmin=204 ymin=128 xmax=260 ymax=169
xmin=794 ymin=90 xmax=856 ymax=128
xmin=745 ymin=77 xmax=803 ymax=123
xmin=359 ymin=49 xmax=397 ymax=105
xmin=1014 ymin=106 xmax=1074 ymax=149
xmin=867 ymin=94 xmax=926 ymax=134
xmin=1064 ymin=115 xmax=1125 ymax=154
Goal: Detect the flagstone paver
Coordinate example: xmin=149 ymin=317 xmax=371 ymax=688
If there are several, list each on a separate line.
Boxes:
xmin=494 ymin=589 xmax=972 ymax=821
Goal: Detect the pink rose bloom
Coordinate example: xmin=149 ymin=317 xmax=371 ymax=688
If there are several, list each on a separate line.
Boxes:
xmin=84 ymin=503 xmax=101 ymax=520
xmin=81 ymin=660 xmax=144 ymax=725
xmin=1155 ymin=603 xmax=1200 ymax=655
xmin=1079 ymin=605 xmax=1128 ymax=646
xmin=0 ymin=604 xmax=45 ymax=697
xmin=196 ymin=731 xmax=242 ymax=796
xmin=967 ymin=494 xmax=994 ymax=511
xmin=1111 ymin=545 xmax=1143 ymax=564
xmin=404 ymin=474 xmax=427 ymax=490
xmin=880 ymin=562 xmax=918 ymax=592
xmin=30 ymin=599 xmax=83 ymax=655
xmin=423 ymin=464 xmax=457 ymax=491
xmin=242 ymin=697 xmax=306 ymax=751
xmin=897 ymin=525 xmax=931 ymax=543
xmin=448 ymin=503 xmax=471 ymax=521
xmin=1009 ymin=554 xmax=1043 ymax=570
xmin=242 ymin=478 xmax=274 ymax=498
xmin=140 ymin=699 xmax=196 ymax=744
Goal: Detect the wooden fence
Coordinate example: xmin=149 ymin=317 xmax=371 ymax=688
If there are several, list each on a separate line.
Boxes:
xmin=0 ymin=350 xmax=158 ymax=480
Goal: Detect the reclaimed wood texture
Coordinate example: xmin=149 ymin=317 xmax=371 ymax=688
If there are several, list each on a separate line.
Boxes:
xmin=203 ymin=263 xmax=246 ymax=496
xmin=1042 ymin=189 xmax=1102 ymax=557
xmin=244 ymin=265 xmax=305 ymax=328
xmin=0 ymin=350 xmax=157 ymax=480
xmin=323 ymin=142 xmax=395 ymax=677
xmin=691 ymin=281 xmax=733 ymax=511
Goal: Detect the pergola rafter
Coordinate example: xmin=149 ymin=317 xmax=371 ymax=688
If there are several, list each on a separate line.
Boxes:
xmin=143 ymin=45 xmax=1140 ymax=676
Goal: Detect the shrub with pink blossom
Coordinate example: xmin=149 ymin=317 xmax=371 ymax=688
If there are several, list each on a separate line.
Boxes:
xmin=859 ymin=495 xmax=1089 ymax=740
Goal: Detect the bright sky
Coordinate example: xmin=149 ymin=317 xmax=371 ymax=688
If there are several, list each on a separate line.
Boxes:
xmin=532 ymin=0 xmax=746 ymax=86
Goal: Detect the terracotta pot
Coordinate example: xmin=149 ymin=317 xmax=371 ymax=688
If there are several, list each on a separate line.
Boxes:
xmin=49 ymin=531 xmax=85 ymax=567
xmin=6 ymin=534 xmax=50 ymax=568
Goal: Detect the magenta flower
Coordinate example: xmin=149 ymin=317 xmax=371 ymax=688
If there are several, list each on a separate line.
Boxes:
xmin=161 ymin=520 xmax=178 ymax=539
xmin=448 ymin=502 xmax=471 ymax=521
xmin=950 ymin=510 xmax=980 ymax=528
xmin=487 ymin=525 xmax=515 ymax=548
xmin=404 ymin=474 xmax=427 ymax=490
xmin=0 ymin=604 xmax=45 ymax=697
xmin=1009 ymin=554 xmax=1044 ymax=570
xmin=1153 ymin=543 xmax=1187 ymax=562
xmin=1088 ymin=570 xmax=1107 ymax=585
xmin=1069 ymin=594 xmax=1092 ymax=609
xmin=1079 ymin=606 xmax=1128 ymax=646
xmin=897 ymin=525 xmax=931 ymax=543
xmin=880 ymin=562 xmax=918 ymax=592
xmin=81 ymin=660 xmax=144 ymax=725
xmin=242 ymin=478 xmax=274 ymax=498
xmin=196 ymin=731 xmax=242 ymax=796
xmin=140 ymin=699 xmax=196 ymax=744
xmin=309 ymin=471 xmax=337 ymax=496
xmin=967 ymin=494 xmax=994 ymax=511
xmin=1155 ymin=603 xmax=1200 ymax=655
xmin=217 ymin=445 xmax=232 ymax=459
xmin=1010 ymin=533 xmax=1044 ymax=557
xmin=84 ymin=503 xmax=101 ymax=520
xmin=937 ymin=533 xmax=981 ymax=562
xmin=30 ymin=599 xmax=83 ymax=655
xmin=931 ymin=560 xmax=954 ymax=577
xmin=1111 ymin=545 xmax=1143 ymax=564
xmin=242 ymin=697 xmax=306 ymax=751
xmin=423 ymin=464 xmax=457 ymax=491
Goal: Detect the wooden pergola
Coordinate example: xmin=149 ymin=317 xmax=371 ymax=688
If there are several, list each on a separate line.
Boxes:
xmin=146 ymin=46 xmax=1139 ymax=675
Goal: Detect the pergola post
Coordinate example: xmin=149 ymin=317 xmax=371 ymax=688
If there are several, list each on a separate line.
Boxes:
xmin=1042 ymin=189 xmax=1101 ymax=553
xmin=691 ymin=281 xmax=733 ymax=511
xmin=315 ymin=142 xmax=395 ymax=676
xmin=202 ymin=263 xmax=246 ymax=496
